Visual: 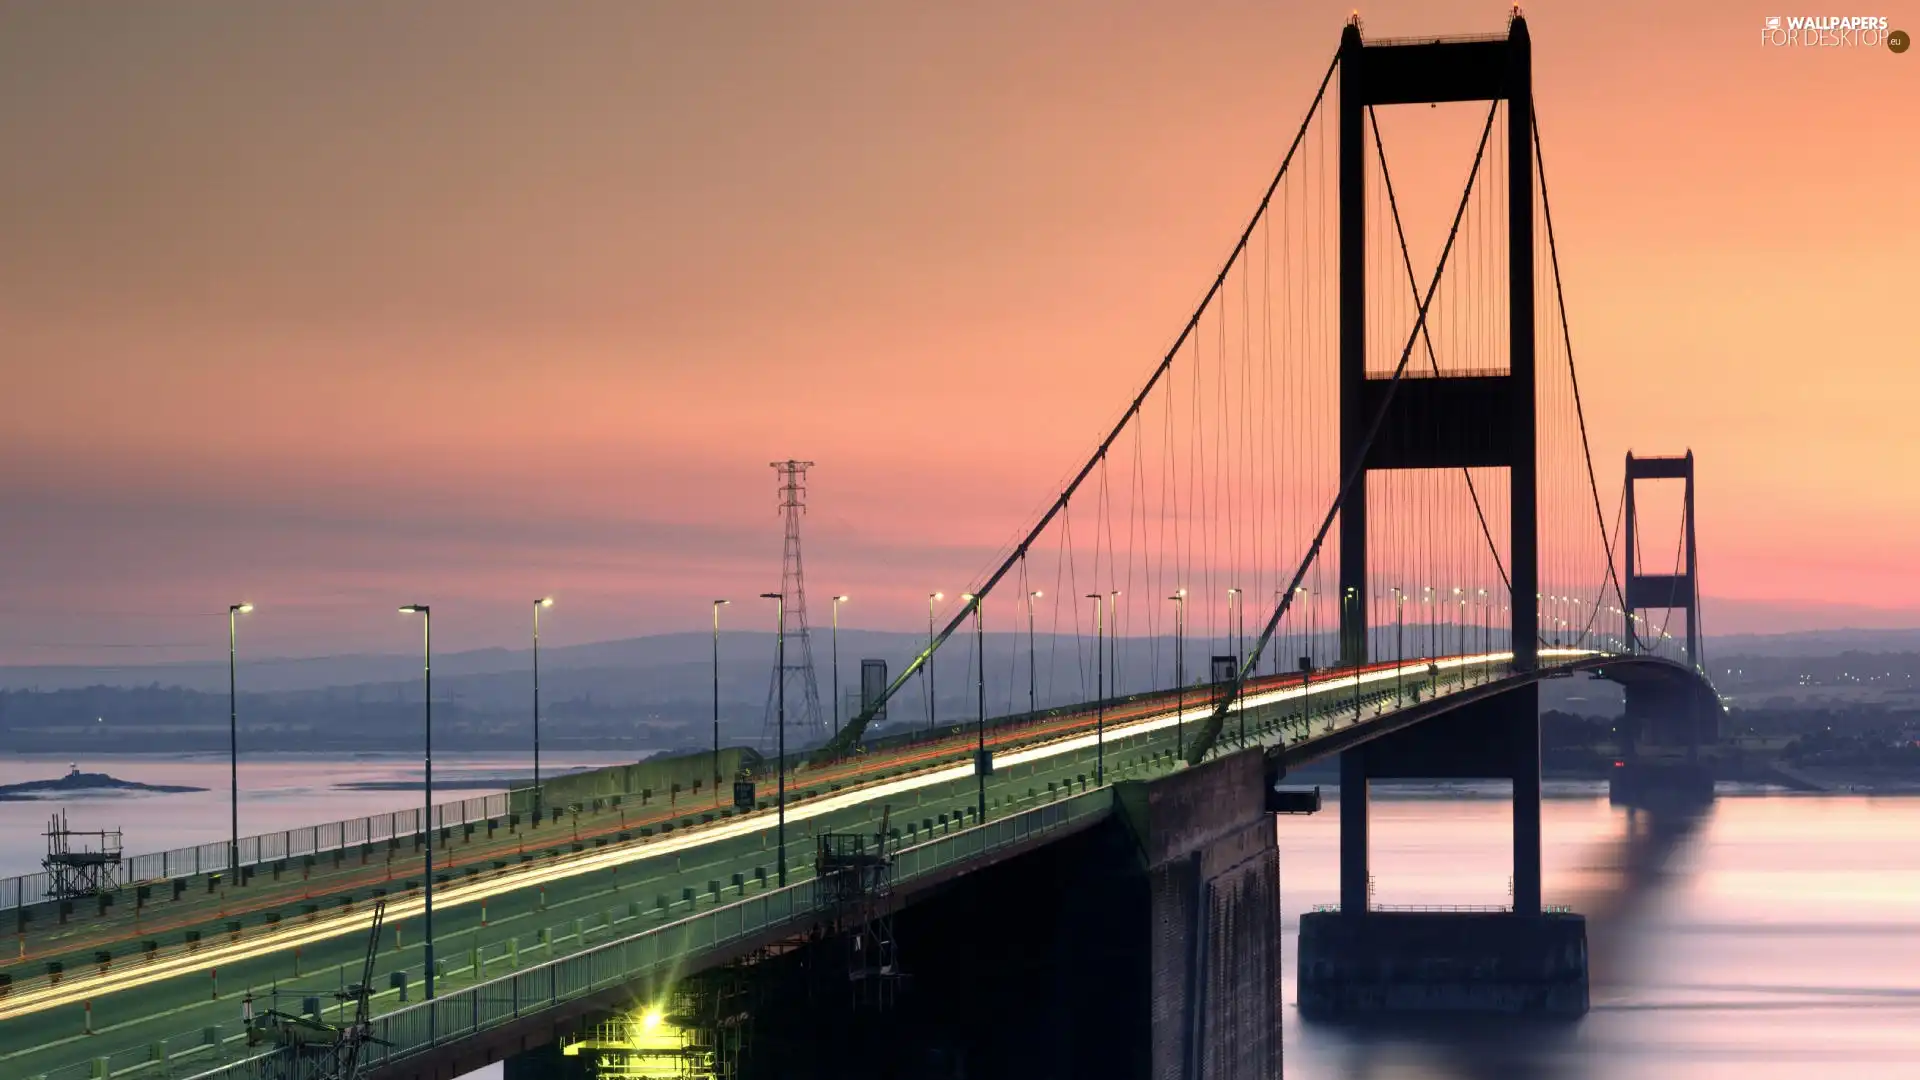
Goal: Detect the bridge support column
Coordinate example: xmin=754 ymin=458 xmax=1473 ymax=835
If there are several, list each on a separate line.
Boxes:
xmin=1304 ymin=683 xmax=1587 ymax=1019
xmin=1338 ymin=751 xmax=1368 ymax=915
xmin=1512 ymin=685 xmax=1542 ymax=915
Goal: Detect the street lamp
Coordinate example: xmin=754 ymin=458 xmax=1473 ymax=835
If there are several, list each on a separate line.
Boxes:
xmin=1227 ymin=587 xmax=1243 ymax=666
xmin=831 ymin=595 xmax=849 ymax=739
xmin=1477 ymin=589 xmax=1489 ymax=682
xmin=1086 ymin=592 xmax=1105 ymax=783
xmin=1169 ymin=590 xmax=1186 ymax=757
xmin=1226 ymin=587 xmax=1244 ymax=746
xmin=1453 ymin=587 xmax=1464 ymax=662
xmin=1026 ymin=590 xmax=1043 ymax=714
xmin=532 ymin=597 xmax=553 ymax=817
xmin=1390 ymin=587 xmax=1404 ymax=705
xmin=962 ymin=593 xmax=985 ymax=822
xmin=1295 ymin=587 xmax=1312 ymax=735
xmin=226 ymin=602 xmax=252 ymax=879
xmin=1422 ymin=586 xmax=1436 ymax=692
xmin=397 ymin=604 xmax=435 ymax=1002
xmin=1345 ymin=587 xmax=1361 ymax=724
xmin=711 ymin=599 xmax=730 ymax=804
xmin=760 ymin=593 xmax=788 ymax=886
xmin=927 ymin=592 xmax=944 ymax=732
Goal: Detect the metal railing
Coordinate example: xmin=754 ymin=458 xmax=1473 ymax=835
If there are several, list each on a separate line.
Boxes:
xmin=0 ymin=789 xmax=518 ymax=914
xmin=119 ymin=790 xmax=1111 ymax=1080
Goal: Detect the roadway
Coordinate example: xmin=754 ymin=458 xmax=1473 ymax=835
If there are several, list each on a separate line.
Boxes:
xmin=0 ymin=650 xmax=1542 ymax=1080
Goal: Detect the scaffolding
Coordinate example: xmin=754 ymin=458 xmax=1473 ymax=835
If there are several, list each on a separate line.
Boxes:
xmin=812 ymin=811 xmax=904 ymax=1011
xmin=42 ymin=811 xmax=122 ymax=900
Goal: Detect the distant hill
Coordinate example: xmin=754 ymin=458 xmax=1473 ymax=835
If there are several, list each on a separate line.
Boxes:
xmin=1707 ymin=628 xmax=1920 ymax=658
xmin=7 ymin=623 xmax=1918 ymax=753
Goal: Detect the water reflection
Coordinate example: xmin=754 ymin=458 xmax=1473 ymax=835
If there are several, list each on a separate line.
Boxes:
xmin=1283 ymin=790 xmax=1920 ymax=1080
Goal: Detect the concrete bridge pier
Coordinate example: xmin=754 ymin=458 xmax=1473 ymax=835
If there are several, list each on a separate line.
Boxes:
xmin=1300 ymin=685 xmax=1590 ymax=1020
xmin=1113 ymin=748 xmax=1283 ymax=1080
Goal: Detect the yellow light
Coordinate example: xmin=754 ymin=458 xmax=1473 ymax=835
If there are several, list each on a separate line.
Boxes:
xmin=539 ymin=597 xmax=554 ymax=608
xmin=961 ymin=593 xmax=975 ymax=602
xmin=835 ymin=594 xmax=850 ymax=602
xmin=236 ymin=603 xmax=253 ymax=614
xmin=932 ymin=592 xmax=944 ymax=601
xmin=642 ymin=1009 xmax=663 ymax=1030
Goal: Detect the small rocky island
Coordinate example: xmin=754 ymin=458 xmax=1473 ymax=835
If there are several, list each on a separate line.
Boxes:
xmin=0 ymin=764 xmax=207 ymax=799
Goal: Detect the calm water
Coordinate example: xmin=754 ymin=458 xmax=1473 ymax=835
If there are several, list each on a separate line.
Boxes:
xmin=0 ymin=752 xmax=643 ymax=881
xmin=1283 ymin=784 xmax=1920 ymax=1079
xmin=3 ymin=760 xmax=1915 ymax=1077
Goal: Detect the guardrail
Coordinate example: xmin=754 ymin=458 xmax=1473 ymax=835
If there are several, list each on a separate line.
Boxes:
xmin=0 ymin=789 xmax=518 ymax=915
xmin=152 ymin=790 xmax=1111 ymax=1080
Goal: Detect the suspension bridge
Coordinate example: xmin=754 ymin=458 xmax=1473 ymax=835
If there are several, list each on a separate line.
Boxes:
xmin=0 ymin=13 xmax=1719 ymax=1080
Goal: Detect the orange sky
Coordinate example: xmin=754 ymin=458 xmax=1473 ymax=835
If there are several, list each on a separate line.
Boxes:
xmin=1 ymin=1 xmax=1914 ymax=664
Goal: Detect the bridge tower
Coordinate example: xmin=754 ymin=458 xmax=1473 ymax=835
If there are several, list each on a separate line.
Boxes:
xmin=1623 ymin=451 xmax=1700 ymax=665
xmin=1334 ymin=13 xmax=1544 ymax=917
xmin=1621 ymin=450 xmax=1713 ymax=751
xmin=763 ymin=460 xmax=828 ymax=747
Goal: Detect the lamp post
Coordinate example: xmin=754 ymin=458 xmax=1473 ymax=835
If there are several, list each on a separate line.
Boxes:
xmin=1273 ymin=590 xmax=1284 ymax=677
xmin=1169 ymin=589 xmax=1186 ymax=757
xmin=530 ymin=597 xmax=553 ymax=817
xmin=963 ymin=593 xmax=985 ymax=822
xmin=711 ymin=599 xmax=729 ymax=803
xmin=397 ymin=604 xmax=435 ymax=1002
xmin=1295 ymin=586 xmax=1311 ymax=734
xmin=927 ymin=592 xmax=943 ymax=732
xmin=1086 ymin=592 xmax=1104 ymax=783
xmin=1226 ymin=587 xmax=1244 ymax=746
xmin=226 ymin=602 xmax=252 ymax=878
xmin=760 ymin=593 xmax=787 ymax=887
xmin=1026 ymin=590 xmax=1042 ymax=715
xmin=1227 ymin=587 xmax=1242 ymax=665
xmin=831 ymin=595 xmax=849 ymax=739
xmin=1423 ymin=586 xmax=1436 ymax=692
xmin=1478 ymin=589 xmax=1489 ymax=683
xmin=1391 ymin=587 xmax=1404 ymax=706
xmin=1346 ymin=587 xmax=1361 ymax=724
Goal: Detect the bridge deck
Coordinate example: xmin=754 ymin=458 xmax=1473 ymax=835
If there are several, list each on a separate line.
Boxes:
xmin=0 ymin=649 xmax=1670 ymax=1080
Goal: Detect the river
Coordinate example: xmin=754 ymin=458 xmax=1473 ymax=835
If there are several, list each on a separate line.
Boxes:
xmin=1281 ymin=782 xmax=1920 ymax=1079
xmin=2 ymin=759 xmax=1914 ymax=1077
xmin=0 ymin=752 xmax=641 ymax=884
